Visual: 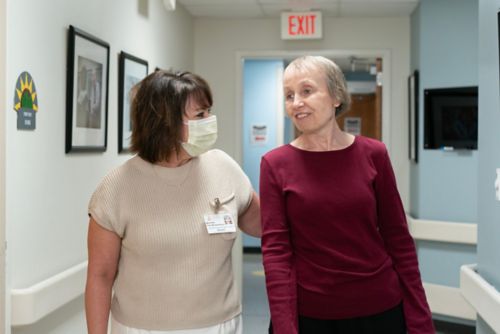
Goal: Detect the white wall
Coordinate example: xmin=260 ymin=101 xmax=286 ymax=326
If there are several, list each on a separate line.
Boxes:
xmin=193 ymin=17 xmax=411 ymax=206
xmin=5 ymin=0 xmax=194 ymax=333
xmin=0 ymin=0 xmax=7 ymax=331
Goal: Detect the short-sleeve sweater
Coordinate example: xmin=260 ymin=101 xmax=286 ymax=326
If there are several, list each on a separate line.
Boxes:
xmin=260 ymin=136 xmax=434 ymax=334
xmin=88 ymin=149 xmax=253 ymax=331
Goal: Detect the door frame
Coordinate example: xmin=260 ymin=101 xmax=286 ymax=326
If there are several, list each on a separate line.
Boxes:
xmin=234 ymin=49 xmax=392 ymax=164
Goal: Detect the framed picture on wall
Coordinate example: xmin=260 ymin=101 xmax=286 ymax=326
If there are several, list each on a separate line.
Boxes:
xmin=118 ymin=52 xmax=149 ymax=153
xmin=408 ymin=70 xmax=419 ymax=162
xmin=65 ymin=25 xmax=110 ymax=153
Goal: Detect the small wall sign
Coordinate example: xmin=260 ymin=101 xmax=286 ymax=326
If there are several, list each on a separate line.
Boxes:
xmin=13 ymin=71 xmax=38 ymax=130
xmin=251 ymin=124 xmax=268 ymax=145
xmin=344 ymin=117 xmax=361 ymax=136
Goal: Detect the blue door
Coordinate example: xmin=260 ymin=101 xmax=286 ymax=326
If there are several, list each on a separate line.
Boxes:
xmin=242 ymin=59 xmax=285 ymax=249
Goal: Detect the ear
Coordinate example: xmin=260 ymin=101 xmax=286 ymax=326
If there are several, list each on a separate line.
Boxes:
xmin=332 ymin=97 xmax=341 ymax=109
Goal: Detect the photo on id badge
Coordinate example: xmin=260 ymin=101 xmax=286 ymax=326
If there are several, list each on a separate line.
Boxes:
xmin=204 ymin=212 xmax=236 ymax=234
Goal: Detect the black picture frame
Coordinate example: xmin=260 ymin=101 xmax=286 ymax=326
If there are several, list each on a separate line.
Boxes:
xmin=118 ymin=52 xmax=148 ymax=153
xmin=65 ymin=25 xmax=110 ymax=153
xmin=408 ymin=70 xmax=419 ymax=162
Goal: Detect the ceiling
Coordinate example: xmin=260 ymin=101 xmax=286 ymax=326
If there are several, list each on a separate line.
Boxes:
xmin=174 ymin=0 xmax=417 ymax=72
xmin=176 ymin=0 xmax=420 ymax=19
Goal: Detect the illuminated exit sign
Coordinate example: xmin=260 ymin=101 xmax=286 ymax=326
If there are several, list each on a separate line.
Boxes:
xmin=281 ymin=11 xmax=322 ymax=40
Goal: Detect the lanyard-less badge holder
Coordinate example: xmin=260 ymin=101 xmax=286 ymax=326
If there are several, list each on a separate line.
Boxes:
xmin=204 ymin=193 xmax=236 ymax=234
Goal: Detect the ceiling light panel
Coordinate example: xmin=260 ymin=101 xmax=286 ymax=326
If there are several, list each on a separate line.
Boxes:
xmin=263 ymin=4 xmax=339 ymax=16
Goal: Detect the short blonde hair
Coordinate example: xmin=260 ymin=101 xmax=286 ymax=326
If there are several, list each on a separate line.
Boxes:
xmin=285 ymin=56 xmax=351 ymax=114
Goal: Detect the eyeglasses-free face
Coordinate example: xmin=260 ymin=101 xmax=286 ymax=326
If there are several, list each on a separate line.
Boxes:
xmin=283 ymin=67 xmax=340 ymax=136
xmin=183 ymin=96 xmax=212 ymax=122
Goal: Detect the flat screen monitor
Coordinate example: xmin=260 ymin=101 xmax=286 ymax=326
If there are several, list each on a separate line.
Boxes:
xmin=424 ymin=86 xmax=478 ymax=150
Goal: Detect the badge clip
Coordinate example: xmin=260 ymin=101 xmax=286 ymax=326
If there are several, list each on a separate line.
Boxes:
xmin=210 ymin=193 xmax=235 ymax=213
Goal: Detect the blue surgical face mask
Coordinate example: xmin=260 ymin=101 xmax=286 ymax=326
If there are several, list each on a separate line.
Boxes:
xmin=181 ymin=115 xmax=218 ymax=157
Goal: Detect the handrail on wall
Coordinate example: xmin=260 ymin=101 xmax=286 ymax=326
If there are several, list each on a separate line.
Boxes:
xmin=406 ymin=214 xmax=477 ymax=245
xmin=460 ymin=264 xmax=500 ymax=332
xmin=11 ymin=261 xmax=87 ymax=326
xmin=406 ymin=214 xmax=477 ymax=320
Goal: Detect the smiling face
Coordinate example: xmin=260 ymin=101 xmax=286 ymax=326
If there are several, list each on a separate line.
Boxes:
xmin=283 ymin=65 xmax=340 ymax=135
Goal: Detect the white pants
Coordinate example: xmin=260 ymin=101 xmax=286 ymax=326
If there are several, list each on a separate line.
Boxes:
xmin=111 ymin=315 xmax=242 ymax=334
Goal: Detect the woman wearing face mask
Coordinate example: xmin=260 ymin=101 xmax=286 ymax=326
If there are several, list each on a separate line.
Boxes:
xmin=85 ymin=70 xmax=261 ymax=334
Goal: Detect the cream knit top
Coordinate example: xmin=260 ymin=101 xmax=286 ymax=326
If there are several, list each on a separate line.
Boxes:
xmin=88 ymin=149 xmax=253 ymax=331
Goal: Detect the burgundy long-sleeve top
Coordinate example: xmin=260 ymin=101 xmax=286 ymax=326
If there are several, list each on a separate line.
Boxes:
xmin=260 ymin=136 xmax=434 ymax=334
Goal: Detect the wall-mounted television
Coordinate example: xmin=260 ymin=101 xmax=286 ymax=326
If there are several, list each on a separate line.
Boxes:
xmin=424 ymin=86 xmax=478 ymax=150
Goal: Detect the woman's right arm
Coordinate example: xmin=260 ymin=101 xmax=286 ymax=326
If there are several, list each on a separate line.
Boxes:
xmin=85 ymin=217 xmax=121 ymax=334
xmin=260 ymin=157 xmax=298 ymax=334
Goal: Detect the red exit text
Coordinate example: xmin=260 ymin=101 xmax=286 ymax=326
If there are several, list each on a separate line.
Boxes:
xmin=288 ymin=14 xmax=317 ymax=36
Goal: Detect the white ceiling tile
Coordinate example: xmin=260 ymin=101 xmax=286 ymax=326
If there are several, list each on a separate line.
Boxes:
xmin=320 ymin=4 xmax=341 ymax=17
xmin=258 ymin=0 xmax=339 ymax=3
xmin=257 ymin=0 xmax=289 ymax=3
xmin=179 ymin=0 xmax=420 ymax=18
xmin=341 ymin=0 xmax=417 ymax=2
xmin=261 ymin=4 xmax=292 ymax=16
xmin=179 ymin=0 xmax=256 ymax=5
xmin=183 ymin=4 xmax=263 ymax=17
xmin=339 ymin=2 xmax=417 ymax=17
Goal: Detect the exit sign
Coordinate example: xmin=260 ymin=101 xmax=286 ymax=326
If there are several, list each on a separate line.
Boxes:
xmin=281 ymin=11 xmax=322 ymax=40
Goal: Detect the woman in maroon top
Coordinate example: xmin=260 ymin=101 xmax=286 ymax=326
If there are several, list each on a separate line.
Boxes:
xmin=260 ymin=56 xmax=434 ymax=334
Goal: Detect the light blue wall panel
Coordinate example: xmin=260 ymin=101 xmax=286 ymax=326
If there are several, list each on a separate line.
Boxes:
xmin=477 ymin=2 xmax=500 ymax=333
xmin=242 ymin=59 xmax=284 ymax=248
xmin=477 ymin=0 xmax=500 ymax=289
xmin=410 ymin=0 xmax=478 ymax=289
xmin=418 ymin=151 xmax=477 ymax=222
xmin=417 ymin=241 xmax=476 ymax=287
xmin=417 ymin=0 xmax=478 ymax=220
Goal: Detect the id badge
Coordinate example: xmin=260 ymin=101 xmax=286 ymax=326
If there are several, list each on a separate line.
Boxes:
xmin=203 ymin=212 xmax=236 ymax=234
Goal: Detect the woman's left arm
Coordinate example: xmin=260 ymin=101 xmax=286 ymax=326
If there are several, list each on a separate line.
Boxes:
xmin=238 ymin=191 xmax=261 ymax=237
xmin=374 ymin=149 xmax=435 ymax=334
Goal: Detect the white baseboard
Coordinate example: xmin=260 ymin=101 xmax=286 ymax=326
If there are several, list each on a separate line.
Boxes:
xmin=460 ymin=264 xmax=500 ymax=332
xmin=11 ymin=261 xmax=87 ymax=326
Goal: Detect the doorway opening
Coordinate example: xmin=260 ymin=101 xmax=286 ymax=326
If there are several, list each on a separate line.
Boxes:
xmin=236 ymin=50 xmax=391 ymax=251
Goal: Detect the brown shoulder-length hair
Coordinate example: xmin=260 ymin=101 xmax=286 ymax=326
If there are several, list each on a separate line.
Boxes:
xmin=130 ymin=70 xmax=213 ymax=163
